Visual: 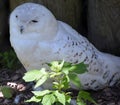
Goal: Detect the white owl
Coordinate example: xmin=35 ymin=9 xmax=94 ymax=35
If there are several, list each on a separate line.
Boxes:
xmin=10 ymin=3 xmax=120 ymax=90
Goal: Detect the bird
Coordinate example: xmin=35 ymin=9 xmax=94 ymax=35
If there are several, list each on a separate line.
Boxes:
xmin=10 ymin=2 xmax=120 ymax=90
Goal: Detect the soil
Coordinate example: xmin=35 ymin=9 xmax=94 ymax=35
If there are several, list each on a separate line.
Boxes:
xmin=0 ymin=67 xmax=120 ymax=105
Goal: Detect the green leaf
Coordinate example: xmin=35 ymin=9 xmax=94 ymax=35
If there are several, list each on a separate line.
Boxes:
xmin=62 ymin=62 xmax=87 ymax=75
xmin=54 ymin=91 xmax=65 ymax=105
xmin=23 ymin=70 xmax=42 ymax=82
xmin=26 ymin=96 xmax=41 ymax=102
xmin=65 ymin=94 xmax=71 ymax=104
xmin=77 ymin=91 xmax=97 ymax=105
xmin=23 ymin=68 xmax=48 ymax=83
xmin=42 ymin=94 xmax=56 ymax=105
xmin=77 ymin=100 xmax=86 ymax=105
xmin=32 ymin=90 xmax=51 ymax=96
xmin=62 ymin=62 xmax=72 ymax=74
xmin=69 ymin=63 xmax=87 ymax=74
xmin=50 ymin=72 xmax=62 ymax=78
xmin=34 ymin=74 xmax=48 ymax=88
xmin=59 ymin=60 xmax=64 ymax=69
xmin=1 ymin=86 xmax=13 ymax=99
xmin=61 ymin=75 xmax=70 ymax=89
xmin=0 ymin=50 xmax=20 ymax=70
xmin=68 ymin=73 xmax=81 ymax=88
xmin=49 ymin=60 xmax=64 ymax=72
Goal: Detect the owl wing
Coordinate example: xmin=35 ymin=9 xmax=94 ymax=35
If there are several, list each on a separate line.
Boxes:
xmin=53 ymin=21 xmax=98 ymax=65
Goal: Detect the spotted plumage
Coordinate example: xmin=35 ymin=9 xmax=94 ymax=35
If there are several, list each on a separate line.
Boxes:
xmin=10 ymin=3 xmax=120 ymax=90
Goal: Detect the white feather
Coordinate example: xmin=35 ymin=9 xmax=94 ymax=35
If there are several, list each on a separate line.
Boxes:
xmin=10 ymin=3 xmax=120 ymax=90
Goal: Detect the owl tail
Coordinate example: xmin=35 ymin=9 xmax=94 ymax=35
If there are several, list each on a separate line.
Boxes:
xmin=102 ymin=52 xmax=120 ymax=68
xmin=102 ymin=53 xmax=120 ymax=86
xmin=109 ymin=54 xmax=120 ymax=69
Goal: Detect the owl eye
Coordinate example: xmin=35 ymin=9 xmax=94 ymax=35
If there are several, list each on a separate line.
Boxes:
xmin=31 ymin=20 xmax=38 ymax=23
xmin=16 ymin=15 xmax=18 ymax=18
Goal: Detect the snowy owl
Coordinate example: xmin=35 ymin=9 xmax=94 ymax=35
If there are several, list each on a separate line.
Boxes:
xmin=10 ymin=3 xmax=120 ymax=90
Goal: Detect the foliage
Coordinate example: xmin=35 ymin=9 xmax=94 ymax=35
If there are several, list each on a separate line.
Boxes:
xmin=0 ymin=49 xmax=20 ymax=70
xmin=0 ymin=86 xmax=14 ymax=98
xmin=77 ymin=91 xmax=97 ymax=105
xmin=23 ymin=61 xmax=97 ymax=105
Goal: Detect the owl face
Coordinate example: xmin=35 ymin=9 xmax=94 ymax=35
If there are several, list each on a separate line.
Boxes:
xmin=10 ymin=3 xmax=58 ymax=41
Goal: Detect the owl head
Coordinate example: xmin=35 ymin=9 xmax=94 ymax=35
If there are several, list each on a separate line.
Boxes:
xmin=10 ymin=3 xmax=58 ymax=41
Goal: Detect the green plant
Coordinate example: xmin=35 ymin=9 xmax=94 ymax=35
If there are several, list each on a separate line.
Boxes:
xmin=0 ymin=49 xmax=20 ymax=70
xmin=23 ymin=61 xmax=97 ymax=105
xmin=0 ymin=86 xmax=14 ymax=98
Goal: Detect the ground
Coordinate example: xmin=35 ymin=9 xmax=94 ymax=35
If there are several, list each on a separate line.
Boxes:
xmin=0 ymin=67 xmax=120 ymax=105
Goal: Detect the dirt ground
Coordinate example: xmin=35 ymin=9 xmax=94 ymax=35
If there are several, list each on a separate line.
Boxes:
xmin=0 ymin=67 xmax=120 ymax=105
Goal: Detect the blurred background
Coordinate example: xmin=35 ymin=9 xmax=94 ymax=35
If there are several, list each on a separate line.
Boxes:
xmin=0 ymin=0 xmax=120 ymax=56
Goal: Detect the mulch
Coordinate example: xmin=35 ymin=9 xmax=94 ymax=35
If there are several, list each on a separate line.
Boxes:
xmin=0 ymin=67 xmax=120 ymax=105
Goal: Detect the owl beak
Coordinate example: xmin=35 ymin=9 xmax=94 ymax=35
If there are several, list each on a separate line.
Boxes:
xmin=20 ymin=26 xmax=24 ymax=34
